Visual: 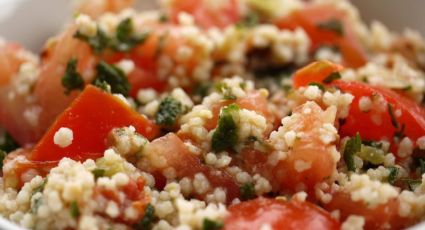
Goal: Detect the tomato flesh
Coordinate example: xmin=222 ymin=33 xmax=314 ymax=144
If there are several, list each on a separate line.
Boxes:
xmin=224 ymin=198 xmax=340 ymax=230
xmin=30 ymin=85 xmax=159 ymax=162
xmin=275 ymin=4 xmax=367 ymax=68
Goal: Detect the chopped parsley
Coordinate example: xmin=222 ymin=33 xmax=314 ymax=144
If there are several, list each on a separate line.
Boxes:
xmin=193 ymin=82 xmax=212 ymax=99
xmin=236 ymin=13 xmax=259 ymax=28
xmin=155 ymin=97 xmax=183 ymax=126
xmin=92 ymin=79 xmax=112 ymax=93
xmin=215 ymin=82 xmax=237 ymax=100
xmin=343 ymin=133 xmax=362 ymax=171
xmin=61 ymin=58 xmax=85 ymax=95
xmin=322 ymin=71 xmax=341 ymax=84
xmin=74 ymin=27 xmax=110 ymax=53
xmin=70 ymin=201 xmax=80 ymax=219
xmin=0 ymin=150 xmax=6 ymax=169
xmin=74 ymin=18 xmax=149 ymax=53
xmin=419 ymin=159 xmax=425 ymax=175
xmin=387 ymin=166 xmax=399 ymax=185
xmin=94 ymin=61 xmax=131 ymax=96
xmin=91 ymin=168 xmax=105 ymax=180
xmin=202 ymin=218 xmax=224 ymax=230
xmin=32 ymin=179 xmax=47 ymax=195
xmin=0 ymin=132 xmax=19 ymax=153
xmin=316 ymin=18 xmax=345 ymax=36
xmin=135 ymin=204 xmax=155 ymax=230
xmin=240 ymin=183 xmax=256 ymax=201
xmin=308 ymin=82 xmax=325 ymax=91
xmin=387 ymin=104 xmax=399 ymax=129
xmin=211 ymin=104 xmax=239 ymax=152
xmin=115 ymin=18 xmax=150 ymax=52
xmin=399 ymin=178 xmax=422 ymax=191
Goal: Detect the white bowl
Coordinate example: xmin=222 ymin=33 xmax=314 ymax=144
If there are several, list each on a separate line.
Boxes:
xmin=0 ymin=1 xmax=424 ymax=229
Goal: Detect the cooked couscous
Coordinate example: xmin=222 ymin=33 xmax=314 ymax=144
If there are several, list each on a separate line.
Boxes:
xmin=1 ymin=0 xmax=425 ymax=229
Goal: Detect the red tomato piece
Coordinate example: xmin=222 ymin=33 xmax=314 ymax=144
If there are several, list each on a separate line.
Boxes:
xmin=292 ymin=60 xmax=343 ymax=88
xmin=145 ymin=133 xmax=240 ymax=202
xmin=224 ymin=198 xmax=340 ymax=230
xmin=275 ymin=4 xmax=367 ymax=68
xmin=325 ymin=191 xmax=412 ymax=230
xmin=30 ymin=85 xmax=159 ymax=162
xmin=168 ymin=0 xmax=241 ymax=29
xmin=334 ymin=80 xmax=425 ymax=154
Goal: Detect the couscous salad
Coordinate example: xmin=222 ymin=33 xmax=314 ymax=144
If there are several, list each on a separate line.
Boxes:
xmin=1 ymin=0 xmax=425 ymax=229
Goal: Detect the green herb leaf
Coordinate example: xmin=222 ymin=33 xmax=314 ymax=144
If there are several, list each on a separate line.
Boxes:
xmin=236 ymin=13 xmax=259 ymax=28
xmin=317 ymin=18 xmax=344 ymax=36
xmin=211 ymin=104 xmax=239 ymax=152
xmin=92 ymin=79 xmax=112 ymax=93
xmin=0 ymin=150 xmax=6 ymax=169
xmin=399 ymin=178 xmax=422 ymax=191
xmin=115 ymin=18 xmax=150 ymax=52
xmin=387 ymin=104 xmax=399 ymax=129
xmin=240 ymin=183 xmax=256 ymax=201
xmin=74 ymin=28 xmax=110 ymax=53
xmin=215 ymin=82 xmax=237 ymax=100
xmin=0 ymin=132 xmax=20 ymax=153
xmin=323 ymin=71 xmax=341 ymax=84
xmin=92 ymin=168 xmax=105 ymax=180
xmin=155 ymin=97 xmax=183 ymax=126
xmin=387 ymin=166 xmax=399 ymax=185
xmin=61 ymin=58 xmax=85 ymax=95
xmin=70 ymin=201 xmax=80 ymax=219
xmin=135 ymin=204 xmax=155 ymax=230
xmin=308 ymin=82 xmax=325 ymax=91
xmin=419 ymin=159 xmax=425 ymax=175
xmin=94 ymin=61 xmax=131 ymax=96
xmin=202 ymin=218 xmax=224 ymax=230
xmin=32 ymin=179 xmax=47 ymax=195
xmin=344 ymin=133 xmax=362 ymax=171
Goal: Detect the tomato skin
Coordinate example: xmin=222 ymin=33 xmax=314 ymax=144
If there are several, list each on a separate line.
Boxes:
xmin=145 ymin=133 xmax=240 ymax=202
xmin=30 ymin=85 xmax=159 ymax=162
xmin=224 ymin=198 xmax=340 ymax=230
xmin=168 ymin=0 xmax=241 ymax=29
xmin=275 ymin=4 xmax=367 ymax=68
xmin=293 ymin=60 xmax=343 ymax=88
xmin=324 ymin=191 xmax=412 ymax=230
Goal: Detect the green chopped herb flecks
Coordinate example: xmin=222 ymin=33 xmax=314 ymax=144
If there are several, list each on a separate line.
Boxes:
xmin=74 ymin=18 xmax=149 ymax=53
xmin=317 ymin=18 xmax=345 ymax=36
xmin=92 ymin=79 xmax=112 ymax=93
xmin=115 ymin=18 xmax=150 ymax=52
xmin=240 ymin=183 xmax=256 ymax=201
xmin=344 ymin=133 xmax=362 ymax=171
xmin=202 ymin=218 xmax=224 ymax=230
xmin=135 ymin=204 xmax=155 ymax=230
xmin=308 ymin=82 xmax=325 ymax=91
xmin=155 ymin=97 xmax=183 ymax=126
xmin=92 ymin=168 xmax=106 ymax=180
xmin=70 ymin=201 xmax=80 ymax=219
xmin=94 ymin=61 xmax=131 ymax=96
xmin=322 ymin=71 xmax=341 ymax=84
xmin=0 ymin=131 xmax=20 ymax=153
xmin=215 ymin=82 xmax=237 ymax=100
xmin=74 ymin=27 xmax=110 ymax=53
xmin=211 ymin=104 xmax=239 ymax=152
xmin=0 ymin=150 xmax=6 ymax=169
xmin=62 ymin=58 xmax=85 ymax=95
xmin=387 ymin=166 xmax=399 ymax=185
xmin=387 ymin=104 xmax=399 ymax=129
xmin=236 ymin=13 xmax=259 ymax=28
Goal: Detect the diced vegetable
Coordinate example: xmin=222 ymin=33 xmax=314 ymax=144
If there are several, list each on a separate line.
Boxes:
xmin=30 ymin=85 xmax=159 ymax=162
xmin=343 ymin=133 xmax=361 ymax=171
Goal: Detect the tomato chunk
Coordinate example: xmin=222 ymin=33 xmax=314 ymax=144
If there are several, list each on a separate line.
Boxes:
xmin=292 ymin=60 xmax=343 ymax=88
xmin=30 ymin=85 xmax=159 ymax=162
xmin=224 ymin=198 xmax=340 ymax=230
xmin=275 ymin=4 xmax=367 ymax=68
xmin=168 ymin=0 xmax=241 ymax=29
xmin=144 ymin=133 xmax=240 ymax=202
xmin=334 ymin=81 xmax=425 ymax=154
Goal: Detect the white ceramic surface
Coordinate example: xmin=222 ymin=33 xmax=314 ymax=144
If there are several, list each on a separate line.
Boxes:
xmin=0 ymin=0 xmax=424 ymax=229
